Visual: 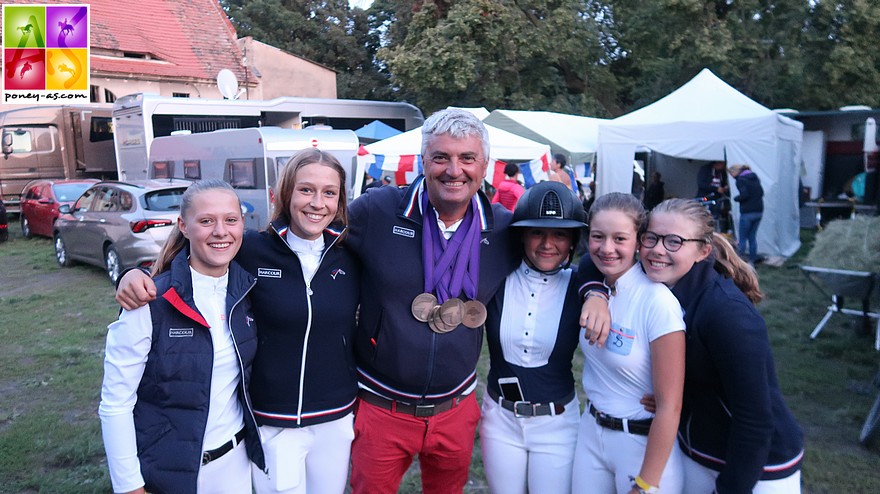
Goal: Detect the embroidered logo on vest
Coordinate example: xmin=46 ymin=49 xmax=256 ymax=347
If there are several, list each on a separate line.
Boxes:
xmin=330 ymin=268 xmax=346 ymax=279
xmin=257 ymin=268 xmax=282 ymax=278
xmin=170 ymin=328 xmax=194 ymax=337
xmin=392 ymin=226 xmax=415 ymax=238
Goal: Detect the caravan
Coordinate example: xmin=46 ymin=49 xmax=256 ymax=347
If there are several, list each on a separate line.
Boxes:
xmin=147 ymin=127 xmax=360 ymax=230
xmin=114 ymin=92 xmax=423 ymax=181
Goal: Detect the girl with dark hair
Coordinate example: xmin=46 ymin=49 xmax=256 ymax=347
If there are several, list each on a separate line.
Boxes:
xmin=640 ymin=198 xmax=802 ymax=493
xmin=115 ymin=148 xmax=362 ymax=494
xmin=480 ymin=181 xmax=588 ymax=493
xmin=572 ymin=192 xmax=686 ymax=494
xmin=100 ymin=179 xmax=265 ymax=493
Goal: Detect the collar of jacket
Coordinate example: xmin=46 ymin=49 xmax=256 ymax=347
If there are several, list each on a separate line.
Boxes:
xmin=161 ymin=246 xmax=255 ymax=328
xmin=671 ymin=255 xmax=718 ymax=310
xmin=396 ymin=175 xmax=494 ymax=232
xmin=268 ymin=218 xmax=347 ymax=250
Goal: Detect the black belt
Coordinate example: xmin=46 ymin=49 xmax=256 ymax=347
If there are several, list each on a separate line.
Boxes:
xmin=486 ymin=387 xmax=569 ymax=417
xmin=588 ymin=402 xmax=652 ymax=436
xmin=202 ymin=428 xmax=246 ymax=466
xmin=358 ymin=390 xmax=465 ymax=418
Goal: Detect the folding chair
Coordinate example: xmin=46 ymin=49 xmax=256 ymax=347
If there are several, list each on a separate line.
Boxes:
xmin=800 ymin=266 xmax=880 ymax=351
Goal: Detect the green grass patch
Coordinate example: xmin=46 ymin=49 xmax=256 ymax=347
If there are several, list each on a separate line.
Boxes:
xmin=1 ymin=224 xmax=879 ymax=492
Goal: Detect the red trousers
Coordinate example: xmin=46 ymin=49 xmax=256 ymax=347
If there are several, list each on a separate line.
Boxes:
xmin=349 ymin=393 xmax=480 ymax=494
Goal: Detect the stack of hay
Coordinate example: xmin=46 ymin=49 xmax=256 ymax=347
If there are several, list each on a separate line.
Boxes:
xmin=805 ymin=216 xmax=880 ymax=273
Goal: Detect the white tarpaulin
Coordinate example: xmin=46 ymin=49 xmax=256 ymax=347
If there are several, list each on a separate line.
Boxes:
xmin=597 ymin=68 xmax=804 ymax=258
xmin=484 ymin=109 xmax=605 ymax=165
xmin=362 ymin=115 xmax=551 ymax=186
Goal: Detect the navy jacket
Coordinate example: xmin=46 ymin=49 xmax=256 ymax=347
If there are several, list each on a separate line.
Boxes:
xmin=135 ymin=249 xmax=264 ymax=494
xmin=239 ymin=221 xmax=360 ymax=427
xmin=347 ymin=176 xmax=519 ymax=403
xmin=734 ymin=170 xmax=764 ymax=214
xmin=674 ymin=258 xmax=803 ymax=493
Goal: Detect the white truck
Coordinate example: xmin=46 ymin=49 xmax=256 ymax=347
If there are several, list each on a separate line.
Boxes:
xmin=114 ymin=92 xmax=423 ymax=182
xmin=147 ymin=127 xmax=361 ymax=230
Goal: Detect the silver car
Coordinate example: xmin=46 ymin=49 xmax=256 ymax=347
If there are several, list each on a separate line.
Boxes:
xmin=53 ymin=179 xmax=190 ymax=283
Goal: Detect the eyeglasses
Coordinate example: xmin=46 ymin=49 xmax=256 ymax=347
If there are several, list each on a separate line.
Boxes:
xmin=640 ymin=231 xmax=705 ymax=252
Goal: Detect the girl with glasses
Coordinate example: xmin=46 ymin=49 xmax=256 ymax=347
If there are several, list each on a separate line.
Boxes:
xmin=572 ymin=192 xmax=686 ymax=494
xmin=639 ymin=198 xmax=803 ymax=493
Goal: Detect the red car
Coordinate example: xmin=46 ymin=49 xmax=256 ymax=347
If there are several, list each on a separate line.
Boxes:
xmin=20 ymin=179 xmax=99 ymax=238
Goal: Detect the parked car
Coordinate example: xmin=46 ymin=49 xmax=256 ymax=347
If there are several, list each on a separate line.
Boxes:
xmin=20 ymin=179 xmax=99 ymax=238
xmin=53 ymin=179 xmax=190 ymax=283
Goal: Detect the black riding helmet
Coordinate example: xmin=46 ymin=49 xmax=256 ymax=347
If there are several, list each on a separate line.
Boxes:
xmin=510 ymin=181 xmax=587 ymax=273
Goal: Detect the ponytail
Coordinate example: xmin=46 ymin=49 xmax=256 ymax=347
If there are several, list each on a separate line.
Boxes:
xmin=710 ymin=232 xmax=763 ymax=303
xmin=151 ymin=225 xmax=187 ymax=276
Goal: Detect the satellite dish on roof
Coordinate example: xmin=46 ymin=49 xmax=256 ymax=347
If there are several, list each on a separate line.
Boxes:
xmin=217 ymin=69 xmax=241 ymax=100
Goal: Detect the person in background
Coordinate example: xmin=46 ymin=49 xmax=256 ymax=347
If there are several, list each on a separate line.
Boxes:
xmin=696 ymin=161 xmax=730 ymax=231
xmin=115 ymin=149 xmax=361 ymax=494
xmin=639 ymin=198 xmax=803 ymax=493
xmin=492 ymin=162 xmax=525 ymax=212
xmin=100 ymin=179 xmax=265 ymax=494
xmin=572 ymin=192 xmax=686 ymax=494
xmin=480 ymin=181 xmax=587 ymax=493
xmin=550 ymin=153 xmax=575 ymax=190
xmin=728 ymin=164 xmax=764 ymax=264
xmin=644 ymin=171 xmax=665 ymax=211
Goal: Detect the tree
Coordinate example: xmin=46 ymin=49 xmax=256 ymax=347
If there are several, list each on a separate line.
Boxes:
xmin=221 ymin=0 xmax=393 ymax=100
xmin=374 ymin=0 xmax=620 ymax=115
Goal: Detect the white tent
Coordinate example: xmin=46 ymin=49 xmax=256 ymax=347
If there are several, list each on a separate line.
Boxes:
xmin=362 ymin=117 xmax=552 ymax=185
xmin=484 ymin=109 xmax=605 ymax=165
xmin=597 ymin=68 xmax=804 ymax=258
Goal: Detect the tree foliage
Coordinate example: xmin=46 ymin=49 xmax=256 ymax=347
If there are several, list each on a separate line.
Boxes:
xmin=373 ymin=0 xmax=620 ymax=115
xmin=221 ymin=0 xmax=393 ymax=100
xmin=221 ymin=0 xmax=880 ymax=115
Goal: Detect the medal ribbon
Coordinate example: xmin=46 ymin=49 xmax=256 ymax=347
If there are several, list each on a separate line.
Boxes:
xmin=421 ymin=189 xmax=481 ymax=304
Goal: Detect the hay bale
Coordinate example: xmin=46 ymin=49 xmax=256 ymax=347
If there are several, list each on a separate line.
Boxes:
xmin=805 ymin=216 xmax=880 ymax=272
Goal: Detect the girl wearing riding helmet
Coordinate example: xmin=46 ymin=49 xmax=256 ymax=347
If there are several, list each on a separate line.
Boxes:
xmin=640 ymin=198 xmax=802 ymax=493
xmin=480 ymin=180 xmax=588 ymax=494
xmin=572 ymin=192 xmax=686 ymax=494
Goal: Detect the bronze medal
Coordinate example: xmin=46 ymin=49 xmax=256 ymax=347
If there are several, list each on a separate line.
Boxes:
xmin=412 ymin=293 xmax=438 ymax=323
xmin=438 ymin=298 xmax=464 ymax=328
xmin=428 ymin=306 xmax=457 ymax=334
xmin=462 ymin=300 xmax=487 ymax=329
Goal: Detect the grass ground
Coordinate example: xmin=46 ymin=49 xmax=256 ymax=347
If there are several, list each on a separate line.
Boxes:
xmin=0 ymin=227 xmax=877 ymax=493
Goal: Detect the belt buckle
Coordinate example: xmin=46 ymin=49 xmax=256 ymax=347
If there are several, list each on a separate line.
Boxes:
xmin=513 ymin=401 xmax=532 ymax=418
xmin=201 ymin=451 xmax=211 ymax=466
xmin=414 ymin=404 xmax=435 ymax=417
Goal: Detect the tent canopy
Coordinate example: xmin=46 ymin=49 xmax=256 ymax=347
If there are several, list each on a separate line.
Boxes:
xmin=484 ymin=109 xmax=605 ymax=165
xmin=597 ymin=68 xmax=804 ymax=258
xmin=361 ymin=112 xmax=552 ymax=187
xmin=354 ymin=120 xmax=402 ymax=141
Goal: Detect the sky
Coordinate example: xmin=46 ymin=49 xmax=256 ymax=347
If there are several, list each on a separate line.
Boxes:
xmin=349 ymin=0 xmax=373 ymax=9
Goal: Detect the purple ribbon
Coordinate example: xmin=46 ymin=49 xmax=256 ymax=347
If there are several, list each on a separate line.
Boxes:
xmin=421 ymin=189 xmax=481 ymax=304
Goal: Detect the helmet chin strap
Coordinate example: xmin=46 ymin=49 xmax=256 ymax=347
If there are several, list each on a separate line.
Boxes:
xmin=523 ymin=247 xmax=574 ymax=276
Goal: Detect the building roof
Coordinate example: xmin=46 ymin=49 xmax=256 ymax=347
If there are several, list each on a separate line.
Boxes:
xmin=1 ymin=0 xmax=246 ymax=83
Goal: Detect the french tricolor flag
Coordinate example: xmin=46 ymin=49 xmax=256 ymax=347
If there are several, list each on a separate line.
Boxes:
xmin=369 ymin=154 xmax=423 ymax=185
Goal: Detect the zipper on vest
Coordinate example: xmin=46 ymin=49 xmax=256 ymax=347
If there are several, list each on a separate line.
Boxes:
xmin=228 ymin=277 xmax=266 ymax=471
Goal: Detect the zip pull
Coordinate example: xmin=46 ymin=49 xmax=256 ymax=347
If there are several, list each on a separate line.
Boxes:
xmin=306 ymin=281 xmax=313 ymax=296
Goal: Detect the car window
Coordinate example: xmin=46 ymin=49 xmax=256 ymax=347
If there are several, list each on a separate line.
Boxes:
xmin=120 ymin=191 xmax=134 ymax=211
xmin=74 ymin=187 xmax=98 ymax=212
xmin=93 ymin=188 xmax=120 ymax=212
xmin=24 ymin=185 xmax=40 ymax=200
xmin=144 ymin=188 xmax=185 ymax=211
xmin=54 ymin=183 xmax=94 ymax=202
